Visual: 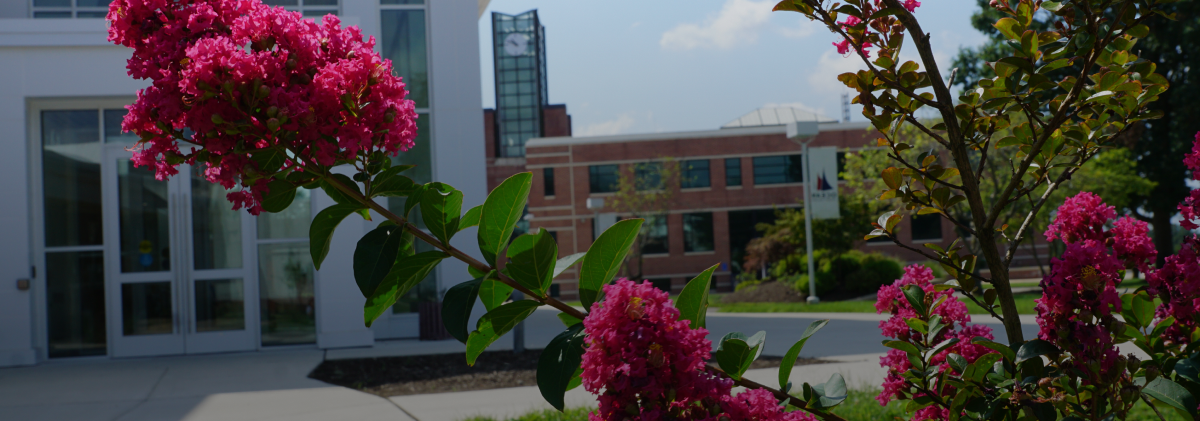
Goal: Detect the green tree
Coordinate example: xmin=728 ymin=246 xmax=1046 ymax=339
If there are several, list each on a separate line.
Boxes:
xmin=606 ymin=159 xmax=681 ymax=281
xmin=954 ymin=0 xmax=1198 ymax=261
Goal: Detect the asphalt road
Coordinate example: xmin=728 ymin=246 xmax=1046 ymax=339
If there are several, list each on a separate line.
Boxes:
xmin=510 ymin=309 xmax=1041 ymax=358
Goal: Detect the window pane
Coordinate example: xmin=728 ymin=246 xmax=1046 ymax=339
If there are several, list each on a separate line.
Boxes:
xmin=635 ymin=162 xmax=662 ymax=191
xmin=43 ymin=110 xmax=103 ymax=247
xmin=259 ymin=242 xmax=315 ymax=345
xmin=257 ymin=188 xmax=311 ymax=239
xmin=650 ymin=278 xmax=672 ymax=293
xmin=588 ymin=165 xmax=618 ymax=193
xmin=46 ymin=251 xmax=106 ymax=358
xmin=118 ymin=160 xmax=171 ymax=273
xmin=195 ymin=279 xmax=245 ymax=332
xmin=543 ymin=167 xmax=556 ymax=196
xmin=381 ymin=10 xmax=428 ymax=108
xmin=641 ymin=215 xmax=668 ymax=254
xmin=103 ymin=109 xmax=140 ymax=145
xmin=752 ymin=155 xmax=803 ymax=185
xmin=305 ymin=0 xmax=338 ymax=5
xmin=389 ymin=113 xmax=430 ymax=223
xmin=33 ymin=0 xmax=70 ymax=6
xmin=682 ymin=159 xmax=710 ymax=189
xmin=34 ymin=12 xmax=72 ymax=18
xmin=302 ymin=9 xmax=335 ymax=17
xmin=725 ymin=158 xmax=742 ymax=187
xmin=684 ymin=213 xmax=714 ymax=252
xmin=121 ymin=282 xmax=173 ymax=336
xmin=76 ymin=0 xmax=114 ymax=6
xmin=193 ymin=167 xmax=243 ymax=270
xmin=381 ymin=0 xmax=423 ymax=3
xmin=261 ymin=0 xmax=298 ymax=5
xmin=911 ymin=214 xmax=943 ymax=241
xmin=76 ymin=11 xmax=108 ymax=18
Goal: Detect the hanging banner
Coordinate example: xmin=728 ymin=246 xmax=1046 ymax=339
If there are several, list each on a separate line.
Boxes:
xmin=808 ymin=146 xmax=840 ymax=220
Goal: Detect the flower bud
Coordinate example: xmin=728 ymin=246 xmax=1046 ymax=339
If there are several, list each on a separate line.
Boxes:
xmin=385 ymin=110 xmax=396 ymax=123
xmin=1120 ymin=386 xmax=1138 ymax=403
xmin=1146 ymin=365 xmax=1160 ymax=381
xmin=286 ymin=58 xmax=297 ymax=70
xmin=211 ymin=114 xmax=225 ymax=125
xmin=266 ymin=106 xmax=279 ymax=118
xmin=624 ymin=403 xmax=638 ymax=416
xmin=1037 ymin=377 xmax=1052 ymax=390
xmin=258 ymin=85 xmax=270 ymax=98
xmin=267 ymin=118 xmax=280 ymax=131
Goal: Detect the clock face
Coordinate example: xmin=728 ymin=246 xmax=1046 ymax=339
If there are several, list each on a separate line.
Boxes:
xmin=503 ymin=33 xmax=529 ymax=56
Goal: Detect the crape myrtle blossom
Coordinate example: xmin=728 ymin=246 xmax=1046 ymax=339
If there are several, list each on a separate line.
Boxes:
xmin=831 ymin=0 xmax=921 ymax=58
xmin=107 ymin=0 xmax=418 ymax=214
xmin=1179 ymin=132 xmax=1200 ymax=229
xmin=874 ymin=265 xmax=997 ymax=420
xmin=581 ymin=279 xmax=816 ymax=421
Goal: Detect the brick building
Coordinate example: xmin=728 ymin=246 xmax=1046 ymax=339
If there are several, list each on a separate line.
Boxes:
xmin=515 ymin=107 xmax=965 ymax=299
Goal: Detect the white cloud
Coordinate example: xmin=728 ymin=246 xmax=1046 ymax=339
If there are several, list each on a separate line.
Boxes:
xmin=578 ymin=114 xmax=637 ymax=137
xmin=660 ymin=0 xmax=774 ymax=51
xmin=776 ymin=18 xmax=816 ymax=39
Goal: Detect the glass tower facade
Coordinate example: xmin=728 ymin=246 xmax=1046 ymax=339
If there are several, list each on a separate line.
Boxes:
xmin=492 ymin=10 xmax=547 ymax=158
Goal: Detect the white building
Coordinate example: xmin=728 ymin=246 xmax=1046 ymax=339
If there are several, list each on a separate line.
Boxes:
xmin=0 ymin=0 xmax=488 ymax=367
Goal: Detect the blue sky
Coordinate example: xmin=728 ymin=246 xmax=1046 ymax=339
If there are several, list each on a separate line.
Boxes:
xmin=478 ymin=0 xmax=988 ymax=137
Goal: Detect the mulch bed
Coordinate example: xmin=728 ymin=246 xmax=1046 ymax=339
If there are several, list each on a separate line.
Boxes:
xmin=309 ymin=350 xmax=829 ymax=397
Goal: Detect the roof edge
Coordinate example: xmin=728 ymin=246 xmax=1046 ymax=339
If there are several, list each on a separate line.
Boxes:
xmin=526 ymin=121 xmax=872 ymax=148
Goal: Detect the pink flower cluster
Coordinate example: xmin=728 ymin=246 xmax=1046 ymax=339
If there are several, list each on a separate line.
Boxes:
xmin=1036 ymin=192 xmax=1152 ymax=383
xmin=1179 ymin=132 xmax=1200 ymax=229
xmin=831 ymin=0 xmax=921 ymax=58
xmin=1149 ymin=237 xmax=1200 ymax=344
xmin=581 ymin=279 xmax=815 ymax=421
xmin=874 ymin=265 xmax=996 ymax=420
xmin=108 ymin=0 xmax=418 ymax=214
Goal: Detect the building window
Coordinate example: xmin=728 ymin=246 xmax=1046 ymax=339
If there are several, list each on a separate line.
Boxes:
xmin=642 ymin=215 xmax=669 ymax=255
xmin=32 ymin=0 xmax=111 ymax=18
xmin=753 ymin=154 xmax=803 ymax=185
xmin=911 ymin=214 xmax=943 ymax=241
xmin=257 ymin=188 xmax=316 ymax=346
xmin=261 ymin=0 xmax=340 ymax=18
xmin=682 ymin=159 xmax=711 ymax=189
xmin=543 ymin=167 xmax=556 ymax=197
xmin=635 ymin=162 xmax=663 ymax=191
xmin=589 ymin=165 xmax=619 ymax=193
xmin=650 ymin=278 xmax=672 ymax=293
xmin=683 ymin=213 xmax=714 ymax=252
xmin=492 ymin=10 xmax=547 ymax=157
xmin=550 ymin=283 xmax=561 ymax=298
xmin=725 ymin=158 xmax=742 ymax=187
xmin=381 ymin=3 xmax=431 ymax=226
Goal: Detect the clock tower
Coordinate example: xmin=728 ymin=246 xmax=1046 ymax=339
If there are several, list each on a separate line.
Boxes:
xmin=491 ymin=10 xmax=548 ymax=158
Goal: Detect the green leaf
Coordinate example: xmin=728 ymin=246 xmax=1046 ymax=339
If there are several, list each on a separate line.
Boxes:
xmin=993 ymin=17 xmax=1022 ymax=41
xmin=466 ymin=300 xmax=541 ymax=365
xmin=883 ymin=340 xmax=920 ymax=355
xmin=903 ymin=285 xmax=927 ymax=317
xmin=579 ymin=219 xmax=644 ymax=311
xmin=971 ymin=337 xmax=1016 ymax=362
xmin=537 ymin=324 xmax=586 ymax=411
xmin=779 ymin=320 xmax=830 ymax=389
xmin=557 ymin=313 xmax=582 ymax=327
xmin=677 ymin=264 xmax=718 ymax=329
xmin=1144 ymin=377 xmax=1197 ymax=418
xmin=420 ymin=182 xmax=464 ymax=246
xmin=441 ymin=278 xmax=483 ymax=343
xmin=321 ymin=174 xmax=362 ymax=206
xmin=459 ymin=205 xmax=483 ymax=231
xmin=715 ymin=331 xmax=766 ymax=380
xmin=309 ymin=203 xmax=363 ymax=270
xmin=478 ymin=173 xmax=533 ymax=267
xmin=403 ymin=184 xmax=425 ymax=219
xmin=353 ymin=225 xmax=411 ymax=297
xmin=506 ymin=228 xmax=558 ymax=294
xmin=553 ymin=252 xmax=587 ymax=278
xmin=811 ymin=373 xmax=848 ymax=409
xmin=364 ymin=251 xmax=447 ymax=326
xmin=881 ymin=167 xmax=903 ymax=189
xmin=261 ymin=179 xmax=298 ymax=213
xmin=480 ymin=277 xmax=514 ymax=311
xmin=371 ymin=173 xmax=416 ymax=198
xmin=1014 ymin=339 xmax=1058 ymax=363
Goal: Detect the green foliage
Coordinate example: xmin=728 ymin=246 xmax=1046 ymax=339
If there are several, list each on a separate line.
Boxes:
xmin=261 ymin=179 xmax=297 ymax=213
xmin=676 ymin=264 xmax=718 ymax=329
xmin=420 ymin=182 xmax=464 ymax=246
xmin=779 ymin=320 xmax=830 ymax=390
xmin=478 ymin=173 xmax=532 ymax=267
xmin=364 ymin=251 xmax=446 ymax=326
xmin=791 ymin=250 xmax=905 ymax=297
xmin=354 ymin=225 xmax=412 ymax=297
xmin=578 ymin=219 xmax=643 ymax=311
xmin=714 ymin=331 xmax=766 ymax=380
xmin=505 ymin=228 xmax=558 ymax=295
xmin=537 ymin=324 xmax=586 ymax=411
xmin=742 ymin=203 xmax=879 ymax=276
xmin=606 ymin=159 xmax=681 ymax=279
xmin=466 ymin=300 xmax=541 ymax=365
xmin=441 ymin=277 xmax=483 ymax=343
xmin=309 ymin=203 xmax=363 ymax=270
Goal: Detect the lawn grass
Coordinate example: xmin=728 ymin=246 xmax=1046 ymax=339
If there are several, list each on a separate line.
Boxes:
xmin=459 ymin=389 xmax=1181 ymax=420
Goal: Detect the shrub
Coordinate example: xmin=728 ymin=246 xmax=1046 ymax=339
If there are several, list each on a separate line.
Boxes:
xmin=791 ymin=250 xmax=904 ymax=296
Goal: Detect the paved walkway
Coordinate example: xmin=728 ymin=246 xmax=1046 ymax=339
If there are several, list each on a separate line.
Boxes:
xmin=0 ymin=309 xmax=1095 ymax=421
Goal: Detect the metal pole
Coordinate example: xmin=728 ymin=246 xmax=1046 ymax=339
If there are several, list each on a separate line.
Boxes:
xmin=513 ymin=290 xmax=525 ymax=353
xmin=804 ymin=141 xmax=819 ymax=304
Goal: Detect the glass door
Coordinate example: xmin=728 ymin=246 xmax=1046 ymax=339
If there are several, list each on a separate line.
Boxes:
xmin=105 ymin=147 xmax=257 ymax=357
